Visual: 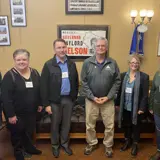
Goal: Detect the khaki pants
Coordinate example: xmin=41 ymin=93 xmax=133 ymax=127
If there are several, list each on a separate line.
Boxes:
xmin=85 ymin=98 xmax=115 ymax=148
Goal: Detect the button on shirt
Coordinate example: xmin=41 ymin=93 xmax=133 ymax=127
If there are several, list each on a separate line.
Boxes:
xmin=56 ymin=56 xmax=70 ymax=95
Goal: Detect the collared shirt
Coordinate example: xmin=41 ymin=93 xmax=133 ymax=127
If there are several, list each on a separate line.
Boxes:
xmin=124 ymin=72 xmax=135 ymax=111
xmin=56 ymin=56 xmax=70 ymax=95
xmin=95 ymin=58 xmax=106 ymax=70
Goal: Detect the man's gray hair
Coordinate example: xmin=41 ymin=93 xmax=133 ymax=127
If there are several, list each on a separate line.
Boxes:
xmin=95 ymin=37 xmax=108 ymax=47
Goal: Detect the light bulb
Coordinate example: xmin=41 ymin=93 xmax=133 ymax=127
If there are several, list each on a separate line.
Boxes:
xmin=147 ymin=10 xmax=154 ymax=17
xmin=139 ymin=9 xmax=147 ymax=17
xmin=130 ymin=10 xmax=138 ymax=17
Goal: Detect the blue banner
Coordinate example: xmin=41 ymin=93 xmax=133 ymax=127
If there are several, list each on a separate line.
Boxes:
xmin=129 ymin=25 xmax=144 ymax=55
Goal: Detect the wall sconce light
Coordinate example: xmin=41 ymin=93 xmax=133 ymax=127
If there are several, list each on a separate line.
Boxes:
xmin=130 ymin=9 xmax=154 ymax=25
xmin=129 ymin=9 xmax=154 ymax=55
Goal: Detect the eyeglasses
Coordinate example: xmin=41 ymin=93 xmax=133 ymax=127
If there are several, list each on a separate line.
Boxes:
xmin=130 ymin=62 xmax=139 ymax=65
xmin=96 ymin=45 xmax=106 ymax=48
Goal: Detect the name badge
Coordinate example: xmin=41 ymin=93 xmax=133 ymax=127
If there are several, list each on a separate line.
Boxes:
xmin=125 ymin=87 xmax=132 ymax=94
xmin=62 ymin=72 xmax=68 ymax=79
xmin=25 ymin=82 xmax=33 ymax=88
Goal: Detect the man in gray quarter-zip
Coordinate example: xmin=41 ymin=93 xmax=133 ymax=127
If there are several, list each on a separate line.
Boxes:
xmin=80 ymin=37 xmax=121 ymax=158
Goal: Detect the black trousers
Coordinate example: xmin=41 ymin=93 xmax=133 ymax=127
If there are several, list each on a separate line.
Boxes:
xmin=20 ymin=114 xmax=36 ymax=139
xmin=122 ymin=109 xmax=142 ymax=143
xmin=50 ymin=96 xmax=74 ymax=149
xmin=7 ymin=114 xmax=36 ymax=157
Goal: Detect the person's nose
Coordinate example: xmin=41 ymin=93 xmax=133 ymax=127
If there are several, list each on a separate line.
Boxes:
xmin=99 ymin=45 xmax=103 ymax=49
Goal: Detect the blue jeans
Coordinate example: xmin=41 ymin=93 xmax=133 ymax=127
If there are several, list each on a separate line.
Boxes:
xmin=154 ymin=114 xmax=160 ymax=150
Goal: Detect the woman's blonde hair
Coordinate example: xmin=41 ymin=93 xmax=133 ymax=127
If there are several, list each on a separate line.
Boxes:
xmin=128 ymin=53 xmax=143 ymax=70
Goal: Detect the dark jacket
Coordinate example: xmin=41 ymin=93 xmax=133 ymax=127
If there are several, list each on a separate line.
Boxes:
xmin=40 ymin=55 xmax=79 ymax=107
xmin=149 ymin=71 xmax=160 ymax=116
xmin=0 ymin=72 xmax=2 ymax=104
xmin=0 ymin=72 xmax=2 ymax=124
xmin=115 ymin=71 xmax=149 ymax=127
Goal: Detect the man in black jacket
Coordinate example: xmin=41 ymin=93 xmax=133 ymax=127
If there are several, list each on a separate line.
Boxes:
xmin=40 ymin=38 xmax=79 ymax=158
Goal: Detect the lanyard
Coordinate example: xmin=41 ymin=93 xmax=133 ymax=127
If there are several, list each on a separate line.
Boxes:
xmin=12 ymin=67 xmax=33 ymax=83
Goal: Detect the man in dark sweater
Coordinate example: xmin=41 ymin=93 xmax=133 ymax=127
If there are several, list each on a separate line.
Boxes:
xmin=40 ymin=38 xmax=79 ymax=158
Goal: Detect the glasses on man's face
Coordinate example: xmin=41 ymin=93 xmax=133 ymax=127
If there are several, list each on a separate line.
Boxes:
xmin=130 ymin=62 xmax=139 ymax=65
xmin=96 ymin=45 xmax=106 ymax=48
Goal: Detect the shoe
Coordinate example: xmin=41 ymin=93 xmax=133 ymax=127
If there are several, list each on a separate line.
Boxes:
xmin=84 ymin=144 xmax=97 ymax=155
xmin=149 ymin=151 xmax=160 ymax=160
xmin=105 ymin=147 xmax=113 ymax=158
xmin=26 ymin=146 xmax=42 ymax=155
xmin=15 ymin=152 xmax=24 ymax=160
xmin=22 ymin=133 xmax=42 ymax=155
xmin=120 ymin=138 xmax=131 ymax=152
xmin=52 ymin=147 xmax=60 ymax=158
xmin=131 ymin=143 xmax=138 ymax=156
xmin=22 ymin=151 xmax=32 ymax=158
xmin=62 ymin=147 xmax=73 ymax=156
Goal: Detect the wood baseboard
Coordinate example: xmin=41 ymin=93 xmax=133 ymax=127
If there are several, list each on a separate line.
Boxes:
xmin=35 ymin=132 xmax=155 ymax=139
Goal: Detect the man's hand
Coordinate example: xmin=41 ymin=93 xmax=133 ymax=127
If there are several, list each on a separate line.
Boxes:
xmin=93 ymin=97 xmax=102 ymax=104
xmin=37 ymin=106 xmax=43 ymax=112
xmin=8 ymin=116 xmax=17 ymax=124
xmin=45 ymin=106 xmax=52 ymax=114
xmin=138 ymin=110 xmax=144 ymax=115
xmin=98 ymin=96 xmax=109 ymax=104
xmin=94 ymin=96 xmax=109 ymax=105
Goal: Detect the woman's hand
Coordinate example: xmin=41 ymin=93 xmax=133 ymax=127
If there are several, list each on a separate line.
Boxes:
xmin=37 ymin=106 xmax=43 ymax=112
xmin=8 ymin=116 xmax=17 ymax=124
xmin=138 ymin=110 xmax=144 ymax=114
xmin=149 ymin=110 xmax=154 ymax=115
xmin=115 ymin=106 xmax=120 ymax=110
